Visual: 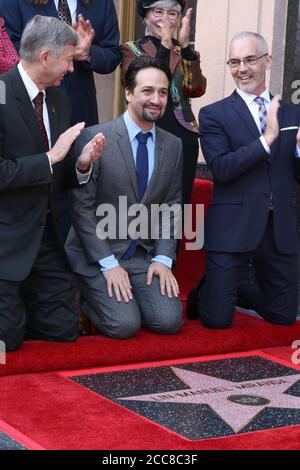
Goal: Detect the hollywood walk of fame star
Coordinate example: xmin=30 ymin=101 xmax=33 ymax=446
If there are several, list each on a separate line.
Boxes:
xmin=119 ymin=367 xmax=300 ymax=433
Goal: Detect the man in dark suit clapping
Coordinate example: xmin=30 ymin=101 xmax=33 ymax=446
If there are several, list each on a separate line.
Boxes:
xmin=0 ymin=15 xmax=105 ymax=350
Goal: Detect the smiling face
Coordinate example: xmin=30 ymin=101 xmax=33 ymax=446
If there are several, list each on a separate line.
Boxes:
xmin=125 ymin=67 xmax=169 ymax=130
xmin=229 ymin=36 xmax=272 ymax=96
xmin=43 ymin=44 xmax=75 ymax=87
xmin=145 ymin=7 xmax=179 ymax=39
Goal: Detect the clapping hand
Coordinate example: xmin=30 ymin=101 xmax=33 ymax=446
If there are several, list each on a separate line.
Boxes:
xmin=47 ymin=122 xmax=85 ymax=165
xmin=160 ymin=15 xmax=173 ymax=50
xmin=73 ymin=14 xmax=95 ymax=61
xmin=76 ymin=132 xmax=106 ymax=171
xmin=179 ymin=8 xmax=192 ymax=49
xmin=263 ymin=94 xmax=281 ymax=147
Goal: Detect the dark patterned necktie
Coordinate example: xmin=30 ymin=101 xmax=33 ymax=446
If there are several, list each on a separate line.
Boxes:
xmin=33 ymin=92 xmax=49 ymax=152
xmin=123 ymin=131 xmax=151 ymax=260
xmin=57 ymin=0 xmax=72 ymax=25
xmin=254 ymin=96 xmax=267 ymax=135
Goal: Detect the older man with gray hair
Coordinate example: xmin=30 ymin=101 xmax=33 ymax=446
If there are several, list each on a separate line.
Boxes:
xmin=0 ymin=15 xmax=105 ymax=351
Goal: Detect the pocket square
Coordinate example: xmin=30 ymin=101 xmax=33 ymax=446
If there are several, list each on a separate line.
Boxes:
xmin=280 ymin=126 xmax=299 ymax=131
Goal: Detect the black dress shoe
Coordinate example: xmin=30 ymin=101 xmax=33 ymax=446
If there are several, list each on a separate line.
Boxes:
xmin=186 ymin=275 xmax=205 ymax=320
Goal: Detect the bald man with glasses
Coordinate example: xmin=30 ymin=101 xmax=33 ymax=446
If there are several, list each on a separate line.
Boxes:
xmin=193 ymin=31 xmax=300 ymax=329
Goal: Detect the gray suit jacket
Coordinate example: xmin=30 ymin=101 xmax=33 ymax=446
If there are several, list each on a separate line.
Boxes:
xmin=65 ymin=115 xmax=183 ymax=277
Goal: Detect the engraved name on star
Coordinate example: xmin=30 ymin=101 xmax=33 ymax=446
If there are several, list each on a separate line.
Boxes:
xmin=118 ymin=367 xmax=300 ymax=433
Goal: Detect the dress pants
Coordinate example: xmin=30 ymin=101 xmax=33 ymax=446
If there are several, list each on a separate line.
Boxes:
xmin=0 ymin=215 xmax=79 ymax=351
xmin=198 ymin=213 xmax=298 ymax=328
xmin=75 ymin=248 xmax=183 ymax=339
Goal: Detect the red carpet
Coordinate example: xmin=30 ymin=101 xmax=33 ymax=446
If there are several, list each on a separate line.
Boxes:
xmin=0 ymin=350 xmax=299 ymax=450
xmin=173 ymin=179 xmax=213 ymax=300
xmin=2 ymin=314 xmax=300 ymax=378
xmin=0 ymin=419 xmax=45 ymax=450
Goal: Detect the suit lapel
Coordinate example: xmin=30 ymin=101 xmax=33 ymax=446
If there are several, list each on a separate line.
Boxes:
xmin=140 ymin=40 xmax=157 ymax=58
xmin=116 ymin=117 xmax=165 ymax=203
xmin=46 ymin=2 xmax=59 ymax=17
xmin=230 ymin=91 xmax=261 ymax=139
xmin=9 ymin=67 xmax=45 ymax=152
xmin=270 ymin=104 xmax=283 ymax=157
xmin=140 ymin=40 xmax=180 ymax=74
xmin=76 ymin=1 xmax=89 ymax=17
xmin=116 ymin=117 xmax=139 ymax=200
xmin=231 ymin=91 xmax=282 ymax=158
xmin=46 ymin=88 xmax=59 ymax=148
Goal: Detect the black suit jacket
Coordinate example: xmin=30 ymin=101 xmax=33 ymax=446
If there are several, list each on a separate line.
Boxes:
xmin=199 ymin=91 xmax=300 ymax=255
xmin=0 ymin=66 xmax=79 ymax=281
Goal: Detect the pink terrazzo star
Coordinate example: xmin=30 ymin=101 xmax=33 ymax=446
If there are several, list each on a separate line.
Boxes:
xmin=119 ymin=367 xmax=300 ymax=433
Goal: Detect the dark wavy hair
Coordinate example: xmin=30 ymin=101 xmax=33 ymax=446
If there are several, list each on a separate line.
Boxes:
xmin=124 ymin=57 xmax=172 ymax=93
xmin=27 ymin=0 xmax=93 ymax=6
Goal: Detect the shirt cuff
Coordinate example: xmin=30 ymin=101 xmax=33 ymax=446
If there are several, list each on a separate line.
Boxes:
xmin=151 ymin=255 xmax=173 ymax=269
xmin=76 ymin=163 xmax=93 ymax=185
xmin=98 ymin=255 xmax=119 ymax=272
xmin=260 ymin=136 xmax=270 ymax=154
xmin=295 ymin=146 xmax=300 ymax=158
xmin=46 ymin=153 xmax=53 ymax=174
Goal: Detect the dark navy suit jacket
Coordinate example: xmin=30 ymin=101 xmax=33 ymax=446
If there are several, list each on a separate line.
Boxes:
xmin=199 ymin=91 xmax=300 ymax=255
xmin=0 ymin=0 xmax=120 ymax=125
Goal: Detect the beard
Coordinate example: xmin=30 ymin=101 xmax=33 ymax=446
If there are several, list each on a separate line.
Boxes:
xmin=142 ymin=105 xmax=163 ymax=122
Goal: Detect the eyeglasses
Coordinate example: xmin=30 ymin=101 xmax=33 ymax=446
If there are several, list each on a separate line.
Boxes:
xmin=150 ymin=7 xmax=180 ymax=20
xmin=227 ymin=53 xmax=268 ymax=69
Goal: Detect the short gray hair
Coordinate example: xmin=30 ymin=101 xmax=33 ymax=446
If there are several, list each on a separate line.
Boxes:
xmin=19 ymin=15 xmax=78 ymax=61
xmin=145 ymin=0 xmax=182 ymax=15
xmin=230 ymin=32 xmax=269 ymax=55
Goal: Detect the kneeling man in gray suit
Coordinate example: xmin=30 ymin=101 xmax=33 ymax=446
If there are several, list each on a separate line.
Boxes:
xmin=66 ymin=57 xmax=183 ymax=338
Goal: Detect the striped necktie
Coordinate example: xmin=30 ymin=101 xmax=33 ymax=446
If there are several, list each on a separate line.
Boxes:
xmin=254 ymin=96 xmax=267 ymax=135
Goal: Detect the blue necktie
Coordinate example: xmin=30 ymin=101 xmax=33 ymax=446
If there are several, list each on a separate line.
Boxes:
xmin=123 ymin=131 xmax=151 ymax=260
